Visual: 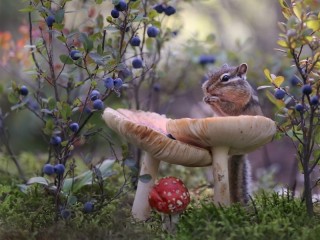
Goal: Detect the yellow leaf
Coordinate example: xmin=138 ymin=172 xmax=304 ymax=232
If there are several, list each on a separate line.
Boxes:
xmin=264 ymin=69 xmax=273 ymax=82
xmin=277 ymin=40 xmax=288 ymax=48
xmin=292 ymin=3 xmax=302 ymax=20
xmin=273 ymin=76 xmax=285 ymax=87
xmin=306 ymin=19 xmax=320 ymax=32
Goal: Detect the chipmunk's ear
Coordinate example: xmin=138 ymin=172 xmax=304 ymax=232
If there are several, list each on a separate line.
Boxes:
xmin=237 ymin=63 xmax=248 ymax=77
xmin=221 ymin=63 xmax=229 ymax=69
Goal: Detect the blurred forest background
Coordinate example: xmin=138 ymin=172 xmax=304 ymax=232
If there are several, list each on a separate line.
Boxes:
xmin=0 ymin=0 xmax=298 ymax=191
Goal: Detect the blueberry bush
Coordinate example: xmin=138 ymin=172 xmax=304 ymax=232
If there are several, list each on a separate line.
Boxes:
xmin=262 ymin=0 xmax=320 ymax=216
xmin=0 ymin=0 xmax=219 ymax=232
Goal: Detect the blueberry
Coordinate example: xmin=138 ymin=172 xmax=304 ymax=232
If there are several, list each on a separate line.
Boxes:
xmin=50 ymin=136 xmax=62 ymax=146
xmin=93 ymin=99 xmax=104 ymax=110
xmin=115 ymin=0 xmax=127 ymax=11
xmin=310 ymin=96 xmax=319 ymax=105
xmin=114 ymin=78 xmax=123 ymax=90
xmin=90 ymin=90 xmax=101 ymax=101
xmin=147 ymin=26 xmax=159 ymax=38
xmin=54 ymin=163 xmax=65 ymax=175
xmin=154 ymin=4 xmax=164 ymax=13
xmin=43 ymin=164 xmax=55 ymax=175
xmin=302 ymin=84 xmax=312 ymax=95
xmin=130 ymin=36 xmax=141 ymax=47
xmin=132 ymin=58 xmax=143 ymax=69
xmin=290 ymin=76 xmax=300 ymax=86
xmin=295 ymin=104 xmax=304 ymax=112
xmin=69 ymin=122 xmax=79 ymax=132
xmin=111 ymin=9 xmax=120 ymax=18
xmin=199 ymin=55 xmax=216 ymax=65
xmin=70 ymin=50 xmax=81 ymax=61
xmin=104 ymin=77 xmax=114 ymax=89
xmin=274 ymin=88 xmax=286 ymax=100
xmin=164 ymin=6 xmax=176 ymax=16
xmin=20 ymin=85 xmax=29 ymax=96
xmin=83 ymin=201 xmax=94 ymax=213
xmin=153 ymin=83 xmax=161 ymax=92
xmin=61 ymin=209 xmax=71 ymax=219
xmin=46 ymin=15 xmax=55 ymax=27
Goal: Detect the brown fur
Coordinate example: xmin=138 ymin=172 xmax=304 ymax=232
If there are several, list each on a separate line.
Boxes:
xmin=202 ymin=63 xmax=262 ymax=204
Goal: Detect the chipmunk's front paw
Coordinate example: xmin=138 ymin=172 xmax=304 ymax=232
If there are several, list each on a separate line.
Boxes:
xmin=203 ymin=96 xmax=218 ymax=103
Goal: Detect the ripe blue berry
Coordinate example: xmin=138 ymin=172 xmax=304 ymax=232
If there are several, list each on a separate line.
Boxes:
xmin=111 ymin=9 xmax=120 ymax=18
xmin=50 ymin=136 xmax=62 ymax=146
xmin=104 ymin=77 xmax=114 ymax=89
xmin=302 ymin=84 xmax=312 ymax=95
xmin=130 ymin=36 xmax=141 ymax=47
xmin=154 ymin=4 xmax=164 ymax=13
xmin=153 ymin=83 xmax=161 ymax=92
xmin=69 ymin=122 xmax=79 ymax=132
xmin=295 ymin=104 xmax=304 ymax=112
xmin=115 ymin=0 xmax=127 ymax=11
xmin=199 ymin=55 xmax=216 ymax=65
xmin=310 ymin=96 xmax=319 ymax=105
xmin=43 ymin=164 xmax=55 ymax=175
xmin=54 ymin=164 xmax=65 ymax=175
xmin=20 ymin=85 xmax=29 ymax=96
xmin=46 ymin=15 xmax=55 ymax=27
xmin=290 ymin=76 xmax=300 ymax=86
xmin=61 ymin=209 xmax=71 ymax=219
xmin=83 ymin=202 xmax=94 ymax=213
xmin=93 ymin=99 xmax=104 ymax=110
xmin=147 ymin=26 xmax=159 ymax=38
xmin=164 ymin=6 xmax=176 ymax=16
xmin=90 ymin=90 xmax=101 ymax=101
xmin=70 ymin=50 xmax=81 ymax=61
xmin=274 ymin=88 xmax=286 ymax=100
xmin=132 ymin=58 xmax=143 ymax=69
xmin=114 ymin=78 xmax=123 ymax=90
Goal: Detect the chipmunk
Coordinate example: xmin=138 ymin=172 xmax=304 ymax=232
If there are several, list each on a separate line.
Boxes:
xmin=202 ymin=63 xmax=262 ymax=204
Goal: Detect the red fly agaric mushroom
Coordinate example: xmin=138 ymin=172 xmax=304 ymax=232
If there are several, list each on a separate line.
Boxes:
xmin=148 ymin=176 xmax=190 ymax=232
xmin=166 ymin=115 xmax=276 ymax=206
xmin=102 ymin=108 xmax=211 ymax=220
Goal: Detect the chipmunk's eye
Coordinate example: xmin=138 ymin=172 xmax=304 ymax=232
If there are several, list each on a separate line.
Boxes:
xmin=221 ymin=74 xmax=230 ymax=82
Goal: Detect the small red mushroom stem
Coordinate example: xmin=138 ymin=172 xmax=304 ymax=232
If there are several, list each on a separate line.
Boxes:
xmin=132 ymin=153 xmax=160 ymax=220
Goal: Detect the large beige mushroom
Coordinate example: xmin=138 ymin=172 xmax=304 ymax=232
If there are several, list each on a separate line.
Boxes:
xmin=102 ymin=108 xmax=212 ymax=220
xmin=166 ymin=115 xmax=276 ymax=206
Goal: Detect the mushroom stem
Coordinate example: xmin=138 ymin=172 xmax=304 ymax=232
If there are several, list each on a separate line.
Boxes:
xmin=211 ymin=146 xmax=231 ymax=206
xmin=132 ymin=152 xmax=160 ymax=220
xmin=162 ymin=213 xmax=179 ymax=234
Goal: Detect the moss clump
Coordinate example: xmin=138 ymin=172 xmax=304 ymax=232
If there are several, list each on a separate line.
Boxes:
xmin=171 ymin=192 xmax=320 ymax=240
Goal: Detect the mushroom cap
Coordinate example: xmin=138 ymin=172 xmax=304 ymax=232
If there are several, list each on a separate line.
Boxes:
xmin=102 ymin=108 xmax=212 ymax=167
xmin=166 ymin=115 xmax=277 ymax=155
xmin=148 ymin=176 xmax=190 ymax=214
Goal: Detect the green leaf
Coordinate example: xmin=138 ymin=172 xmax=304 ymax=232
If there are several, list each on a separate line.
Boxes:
xmin=148 ymin=9 xmax=158 ymax=19
xmin=43 ymin=119 xmax=55 ymax=135
xmin=95 ymin=0 xmax=103 ymax=4
xmin=60 ymin=54 xmax=73 ymax=64
xmin=57 ymin=35 xmax=67 ymax=43
xmin=48 ymin=97 xmax=56 ymax=110
xmin=88 ymin=52 xmax=110 ymax=66
xmin=19 ymin=6 xmax=35 ymax=12
xmin=67 ymin=195 xmax=78 ymax=205
xmin=55 ymin=9 xmax=65 ymax=24
xmin=27 ymin=177 xmax=49 ymax=186
xmin=139 ymin=174 xmax=152 ymax=183
xmin=62 ymin=159 xmax=116 ymax=193
xmin=7 ymin=92 xmax=19 ymax=104
xmin=130 ymin=0 xmax=141 ymax=9
xmin=80 ymin=33 xmax=93 ymax=52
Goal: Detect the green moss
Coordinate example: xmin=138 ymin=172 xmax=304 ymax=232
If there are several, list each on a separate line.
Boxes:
xmin=171 ymin=192 xmax=320 ymax=240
